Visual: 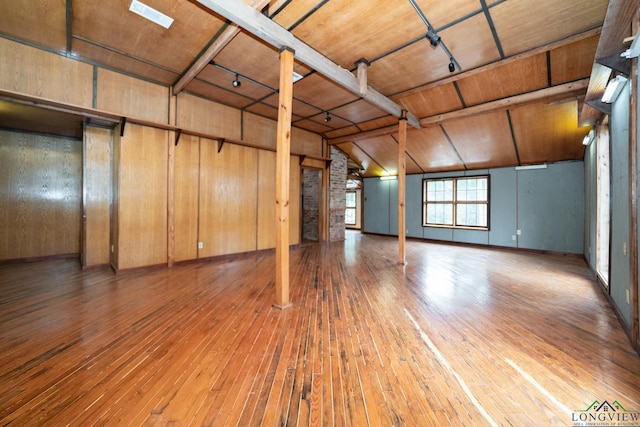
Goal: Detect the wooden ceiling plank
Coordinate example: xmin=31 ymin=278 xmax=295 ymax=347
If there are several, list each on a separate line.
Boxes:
xmin=455 ymin=54 xmax=549 ymax=107
xmin=421 ymin=78 xmax=589 ymax=126
xmin=489 ymin=0 xmax=608 ymax=57
xmin=353 ymin=136 xmax=399 ymax=175
xmin=173 ymin=0 xmax=271 ymax=95
xmin=330 ymin=78 xmax=589 ymax=144
xmin=329 ymin=124 xmax=400 ymax=145
xmin=404 ymin=125 xmax=464 ymax=172
xmin=194 ymin=0 xmax=421 ymax=129
xmin=393 ymin=27 xmax=601 ymax=100
xmin=336 ymin=142 xmax=386 ymax=177
xmin=550 ymin=35 xmax=600 ymax=85
xmin=442 ymin=111 xmax=517 ymax=169
xmin=511 ymin=101 xmax=588 ymax=164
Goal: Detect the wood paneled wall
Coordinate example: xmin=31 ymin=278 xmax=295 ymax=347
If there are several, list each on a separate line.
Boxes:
xmin=292 ymin=127 xmax=323 ymax=157
xmin=243 ymin=112 xmax=278 ymax=150
xmin=0 ymin=130 xmax=82 ymax=261
xmin=172 ymin=136 xmax=302 ymax=262
xmin=176 ymin=93 xmax=242 ymax=140
xmin=241 ymin=112 xmax=325 ymax=156
xmin=83 ymin=125 xmax=111 ymax=267
xmin=96 ymin=69 xmax=169 ymax=124
xmin=199 ymin=140 xmax=258 ymax=257
xmin=257 ymin=150 xmax=301 ymax=250
xmin=0 ymin=37 xmax=321 ymax=268
xmin=0 ymin=38 xmax=93 ymax=107
xmin=115 ymin=124 xmax=168 ymax=269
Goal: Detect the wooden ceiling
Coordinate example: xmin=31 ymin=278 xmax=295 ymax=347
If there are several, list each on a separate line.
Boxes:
xmin=0 ymin=0 xmax=625 ymax=176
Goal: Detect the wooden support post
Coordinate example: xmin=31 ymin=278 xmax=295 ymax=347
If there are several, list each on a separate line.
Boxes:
xmin=167 ymin=131 xmax=175 ymax=268
xmin=275 ymin=47 xmax=295 ymax=309
xmin=398 ymin=114 xmax=407 ymax=265
xmin=355 ymin=58 xmax=370 ymax=96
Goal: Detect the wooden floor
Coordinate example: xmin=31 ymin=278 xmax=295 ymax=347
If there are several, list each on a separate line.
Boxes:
xmin=1 ymin=232 xmax=639 ymax=426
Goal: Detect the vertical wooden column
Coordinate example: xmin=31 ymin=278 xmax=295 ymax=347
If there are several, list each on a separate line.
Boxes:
xmin=167 ymin=94 xmax=178 ymax=268
xmin=398 ymin=114 xmax=407 ymax=265
xmin=167 ymin=132 xmax=176 ymax=268
xmin=275 ymin=47 xmax=295 ymax=309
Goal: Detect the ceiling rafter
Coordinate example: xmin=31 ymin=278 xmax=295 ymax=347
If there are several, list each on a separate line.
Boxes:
xmin=328 ymin=78 xmax=589 ymax=145
xmin=172 ymin=0 xmax=271 ymax=95
xmin=194 ymin=0 xmax=421 ymax=129
xmin=420 ymin=78 xmax=588 ymax=125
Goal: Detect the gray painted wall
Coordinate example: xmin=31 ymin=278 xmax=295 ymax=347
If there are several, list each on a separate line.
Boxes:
xmin=363 ymin=178 xmax=393 ymax=234
xmin=609 ymin=82 xmax=632 ymax=327
xmin=489 ymin=167 xmax=517 ymax=248
xmin=517 ymin=162 xmax=584 ymax=253
xmin=363 ymin=161 xmax=584 ymax=254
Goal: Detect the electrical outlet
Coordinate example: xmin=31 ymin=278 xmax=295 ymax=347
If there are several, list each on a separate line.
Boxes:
xmin=512 ymin=235 xmax=516 ymax=241
xmin=516 ymin=229 xmax=521 ymax=236
xmin=623 ymin=242 xmax=627 ymax=256
xmin=198 ymin=242 xmax=204 ymax=249
xmin=627 ymin=289 xmax=630 ymax=304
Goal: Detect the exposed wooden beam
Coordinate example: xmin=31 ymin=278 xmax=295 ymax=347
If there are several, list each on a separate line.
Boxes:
xmin=329 ymin=124 xmax=400 ymax=145
xmin=595 ymin=0 xmax=637 ymax=62
xmin=355 ymin=58 xmax=370 ymax=96
xmin=420 ymin=79 xmax=589 ymax=126
xmin=329 ymin=79 xmax=590 ymax=144
xmin=581 ymin=63 xmax=613 ymax=121
xmin=194 ymin=0 xmax=421 ymax=129
xmin=275 ymin=47 xmax=294 ymax=309
xmin=172 ymin=0 xmax=271 ymax=95
xmin=580 ymin=0 xmax=637 ymax=126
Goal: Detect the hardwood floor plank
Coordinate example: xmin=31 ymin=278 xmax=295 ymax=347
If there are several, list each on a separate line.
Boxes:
xmin=1 ymin=233 xmax=639 ymax=425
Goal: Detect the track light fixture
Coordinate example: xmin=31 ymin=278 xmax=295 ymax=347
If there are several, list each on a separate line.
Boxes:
xmin=324 ymin=112 xmax=332 ymax=123
xmin=232 ymin=74 xmax=241 ymax=87
xmin=408 ymin=0 xmax=462 ymax=73
xmin=426 ymin=29 xmax=441 ymax=47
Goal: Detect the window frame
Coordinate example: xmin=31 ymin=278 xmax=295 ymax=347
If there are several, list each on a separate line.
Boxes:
xmin=422 ymin=175 xmax=490 ymax=230
xmin=345 ymin=190 xmax=357 ymax=226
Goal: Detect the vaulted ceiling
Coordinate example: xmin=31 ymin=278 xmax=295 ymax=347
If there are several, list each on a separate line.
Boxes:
xmin=0 ymin=0 xmax=630 ymax=176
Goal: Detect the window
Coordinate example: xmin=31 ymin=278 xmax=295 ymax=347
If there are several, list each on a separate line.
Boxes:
xmin=423 ymin=176 xmax=489 ymax=229
xmin=345 ymin=191 xmax=357 ymax=225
